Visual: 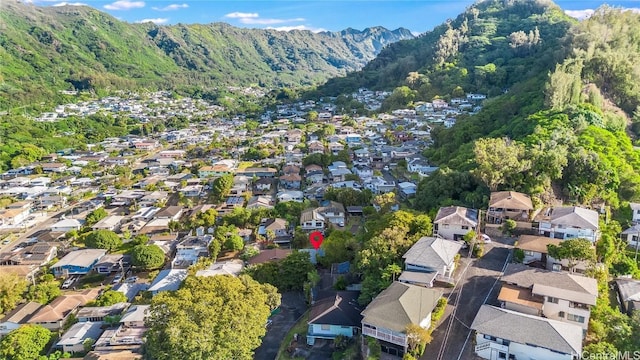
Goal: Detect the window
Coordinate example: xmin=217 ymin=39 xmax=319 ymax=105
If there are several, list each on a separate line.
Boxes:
xmin=524 ymin=250 xmax=534 ymax=256
xmin=321 ymin=324 xmax=331 ymax=330
xmin=461 ymin=226 xmax=469 ymax=230
xmin=547 ymin=297 xmax=559 ymax=304
xmin=558 ymin=311 xmax=565 ymax=318
xmin=567 ymin=314 xmax=585 ymax=323
xmin=498 ymin=353 xmax=506 ymax=359
xmin=483 ymin=335 xmax=497 ymax=341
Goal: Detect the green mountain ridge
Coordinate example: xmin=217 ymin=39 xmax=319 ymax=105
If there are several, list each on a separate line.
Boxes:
xmin=0 ymin=0 xmax=413 ymax=110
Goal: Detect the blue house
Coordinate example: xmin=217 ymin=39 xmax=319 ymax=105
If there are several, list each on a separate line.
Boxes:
xmin=51 ymin=249 xmax=106 ymax=276
xmin=345 ymin=134 xmax=362 ymax=145
xmin=307 ymin=291 xmax=362 ymax=345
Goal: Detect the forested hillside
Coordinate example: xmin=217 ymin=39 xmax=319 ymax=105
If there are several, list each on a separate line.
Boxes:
xmin=0 ymin=0 xmax=412 ymax=110
xmin=312 ymin=0 xmax=640 ymax=213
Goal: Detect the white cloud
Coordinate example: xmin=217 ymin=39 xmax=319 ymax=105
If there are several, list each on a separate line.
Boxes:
xmin=135 ymin=18 xmax=168 ymax=24
xmin=564 ymin=9 xmax=595 ymax=20
xmin=152 ymin=3 xmax=188 ymax=11
xmin=224 ymin=12 xmax=259 ymax=19
xmin=241 ymin=17 xmax=304 ymax=25
xmin=224 ymin=12 xmax=304 ymax=25
xmin=565 ymin=7 xmax=640 ymax=20
xmin=52 ymin=1 xmax=86 ymax=6
xmin=104 ymin=0 xmax=145 ymax=10
xmin=268 ymin=25 xmax=327 ymax=33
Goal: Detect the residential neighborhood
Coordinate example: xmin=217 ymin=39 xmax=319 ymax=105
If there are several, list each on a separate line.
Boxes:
xmin=0 ymin=89 xmax=632 ymax=360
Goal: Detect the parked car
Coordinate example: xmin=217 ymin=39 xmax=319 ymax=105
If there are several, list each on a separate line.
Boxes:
xmin=481 ymin=234 xmax=492 ymax=243
xmin=124 ymin=276 xmax=138 ymax=283
xmin=112 ymin=274 xmax=123 ymax=284
xmin=61 ymin=277 xmax=76 ymax=289
xmin=1 ymin=239 xmax=10 ymax=245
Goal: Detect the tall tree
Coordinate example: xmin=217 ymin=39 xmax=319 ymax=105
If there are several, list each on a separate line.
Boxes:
xmin=547 ymin=238 xmax=596 ymax=272
xmin=85 ymin=230 xmax=122 ymax=252
xmin=0 ymin=273 xmax=28 ymax=314
xmin=472 ymin=137 xmax=531 ymax=191
xmin=130 ymin=244 xmax=165 ymax=270
xmin=0 ymin=325 xmax=51 ymax=360
xmin=145 ymin=275 xmax=272 ymax=360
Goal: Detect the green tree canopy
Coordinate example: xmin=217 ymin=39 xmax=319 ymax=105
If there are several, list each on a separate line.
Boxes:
xmin=84 ymin=208 xmax=108 ymax=227
xmin=0 ymin=325 xmax=51 ymax=360
xmin=318 ymin=230 xmax=359 ymax=267
xmin=547 ymin=238 xmax=596 ymax=272
xmin=130 ymin=244 xmax=165 ymax=270
xmin=92 ymin=290 xmax=128 ymax=307
xmin=145 ymin=275 xmax=272 ymax=360
xmin=85 ymin=230 xmax=122 ymax=252
xmin=0 ymin=273 xmax=28 ymax=314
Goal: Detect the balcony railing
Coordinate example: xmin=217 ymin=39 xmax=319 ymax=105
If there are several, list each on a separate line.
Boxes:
xmin=362 ymin=326 xmax=406 ymax=347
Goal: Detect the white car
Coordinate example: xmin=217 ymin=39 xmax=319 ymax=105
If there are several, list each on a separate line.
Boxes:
xmin=112 ymin=274 xmax=124 ymax=284
xmin=481 ymin=234 xmax=492 ymax=243
xmin=61 ymin=277 xmax=76 ymax=289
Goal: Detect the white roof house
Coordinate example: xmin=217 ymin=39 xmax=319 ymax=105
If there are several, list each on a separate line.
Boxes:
xmin=148 ymin=269 xmax=188 ymax=295
xmin=471 ymin=305 xmax=582 ymax=360
xmin=57 ymin=321 xmax=104 ymax=353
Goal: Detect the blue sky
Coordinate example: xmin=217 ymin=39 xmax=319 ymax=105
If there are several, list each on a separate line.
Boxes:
xmin=31 ymin=0 xmax=640 ymax=33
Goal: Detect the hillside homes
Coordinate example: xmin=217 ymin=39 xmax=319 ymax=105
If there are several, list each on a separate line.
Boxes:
xmin=538 ymin=206 xmax=599 ymax=242
xmin=433 ymin=206 xmax=478 ymax=241
xmin=498 ymin=264 xmax=597 ymax=333
xmin=361 ymin=282 xmax=442 ymax=357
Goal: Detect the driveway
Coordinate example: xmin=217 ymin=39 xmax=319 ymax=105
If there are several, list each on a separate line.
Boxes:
xmin=254 ymin=292 xmax=307 ymax=360
xmin=421 ymin=238 xmax=514 ymax=360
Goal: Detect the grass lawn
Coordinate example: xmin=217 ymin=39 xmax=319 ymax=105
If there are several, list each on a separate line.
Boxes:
xmin=238 ymin=161 xmax=257 ymax=170
xmin=113 ymin=241 xmax=137 ymax=254
xmin=276 ymin=311 xmax=309 ymax=360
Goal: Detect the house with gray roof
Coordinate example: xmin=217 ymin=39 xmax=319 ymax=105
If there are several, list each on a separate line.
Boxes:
xmin=57 ymin=321 xmax=104 ymax=353
xmin=361 ymin=282 xmax=442 ymax=357
xmin=307 ymin=291 xmax=362 ymax=346
xmin=433 ymin=206 xmax=478 ymax=241
xmin=538 ymin=206 xmax=599 ymax=242
xmin=615 ymin=277 xmax=640 ymax=315
xmin=0 ymin=301 xmax=41 ymax=337
xmin=148 ymin=269 xmax=187 ymax=295
xmin=471 ymin=305 xmax=583 ymax=360
xmin=399 ymin=237 xmax=462 ymax=287
xmin=51 ymin=249 xmax=106 ymax=276
xmin=498 ymin=264 xmax=597 ymax=332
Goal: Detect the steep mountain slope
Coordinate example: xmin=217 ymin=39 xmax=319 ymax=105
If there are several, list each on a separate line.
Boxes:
xmin=0 ymin=0 xmax=413 ymax=110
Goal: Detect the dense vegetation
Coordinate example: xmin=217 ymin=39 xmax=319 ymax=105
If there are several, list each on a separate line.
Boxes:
xmin=144 ymin=275 xmax=276 ymax=360
xmin=0 ymin=0 xmax=413 ymax=110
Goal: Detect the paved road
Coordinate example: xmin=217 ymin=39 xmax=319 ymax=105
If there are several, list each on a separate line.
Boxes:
xmin=254 ymin=292 xmax=307 ymax=360
xmin=422 ymin=238 xmax=514 ymax=360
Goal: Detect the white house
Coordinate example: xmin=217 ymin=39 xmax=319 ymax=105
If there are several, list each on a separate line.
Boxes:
xmin=631 ymin=203 xmax=640 ymax=223
xmin=300 ymin=209 xmax=326 ymax=231
xmin=57 ymin=321 xmax=104 ymax=353
xmin=277 ymin=190 xmax=304 ymax=203
xmin=399 ymin=237 xmax=462 ymax=287
xmin=365 ymin=176 xmax=395 ymax=194
xmin=172 ymin=235 xmax=212 ymax=268
xmin=361 ymin=282 xmax=442 ymax=357
xmin=92 ymin=215 xmax=125 ymax=231
xmin=50 ymin=218 xmax=83 ymax=233
xmin=471 ymin=305 xmax=582 ymax=360
xmin=433 ymin=206 xmax=478 ymax=241
xmin=498 ymin=264 xmax=597 ymax=332
xmin=538 ymin=206 xmax=599 ymax=242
